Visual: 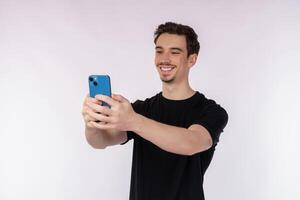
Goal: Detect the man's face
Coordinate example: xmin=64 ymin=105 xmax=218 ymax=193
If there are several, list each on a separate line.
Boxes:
xmin=155 ymin=33 xmax=194 ymax=83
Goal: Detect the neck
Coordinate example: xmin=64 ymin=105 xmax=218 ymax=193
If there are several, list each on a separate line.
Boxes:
xmin=162 ymin=78 xmax=195 ymax=100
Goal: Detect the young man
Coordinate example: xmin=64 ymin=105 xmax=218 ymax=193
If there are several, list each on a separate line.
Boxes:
xmin=82 ymin=22 xmax=228 ymax=200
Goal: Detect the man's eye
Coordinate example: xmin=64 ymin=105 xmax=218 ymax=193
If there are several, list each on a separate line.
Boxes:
xmin=156 ymin=51 xmax=162 ymax=54
xmin=171 ymin=52 xmax=180 ymax=54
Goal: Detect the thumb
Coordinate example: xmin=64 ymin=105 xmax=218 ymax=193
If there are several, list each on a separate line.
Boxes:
xmin=112 ymin=94 xmax=128 ymax=103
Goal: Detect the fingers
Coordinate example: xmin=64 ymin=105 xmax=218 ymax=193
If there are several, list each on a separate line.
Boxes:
xmin=83 ymin=93 xmax=100 ymax=104
xmin=82 ymin=93 xmax=130 ymax=131
xmin=83 ymin=93 xmax=107 ymax=115
xmin=88 ymin=111 xmax=112 ymax=123
xmin=95 ymin=95 xmax=117 ymax=107
xmin=83 ymin=94 xmax=113 ymax=128
xmin=86 ymin=102 xmax=112 ymax=116
xmin=84 ymin=114 xmax=97 ymax=123
xmin=87 ymin=96 xmax=100 ymax=104
xmin=90 ymin=121 xmax=114 ymax=130
xmin=87 ymin=121 xmax=107 ymax=128
xmin=83 ymin=108 xmax=112 ymax=125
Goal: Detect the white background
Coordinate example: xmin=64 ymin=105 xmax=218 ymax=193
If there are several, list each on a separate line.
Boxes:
xmin=0 ymin=0 xmax=299 ymax=199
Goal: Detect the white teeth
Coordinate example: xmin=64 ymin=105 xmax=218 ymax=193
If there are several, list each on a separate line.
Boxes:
xmin=161 ymin=67 xmax=173 ymax=71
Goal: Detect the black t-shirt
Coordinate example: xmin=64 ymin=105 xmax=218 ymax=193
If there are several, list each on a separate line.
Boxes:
xmin=121 ymin=91 xmax=228 ymax=200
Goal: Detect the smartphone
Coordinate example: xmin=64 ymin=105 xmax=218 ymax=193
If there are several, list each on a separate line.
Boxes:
xmin=88 ymin=75 xmax=111 ymax=107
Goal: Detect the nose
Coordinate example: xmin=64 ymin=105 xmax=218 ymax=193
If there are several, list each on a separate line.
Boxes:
xmin=160 ymin=52 xmax=171 ymax=63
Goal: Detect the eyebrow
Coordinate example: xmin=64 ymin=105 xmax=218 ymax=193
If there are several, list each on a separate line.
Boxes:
xmin=155 ymin=46 xmax=183 ymax=52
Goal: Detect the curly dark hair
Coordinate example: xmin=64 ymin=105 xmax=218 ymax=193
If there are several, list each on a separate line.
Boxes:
xmin=154 ymin=22 xmax=200 ymax=57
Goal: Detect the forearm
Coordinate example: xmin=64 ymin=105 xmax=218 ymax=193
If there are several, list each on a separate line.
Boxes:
xmin=85 ymin=126 xmax=107 ymax=149
xmin=131 ymin=114 xmax=197 ymax=155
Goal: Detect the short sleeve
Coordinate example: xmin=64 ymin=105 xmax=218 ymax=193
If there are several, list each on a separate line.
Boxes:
xmin=120 ymin=100 xmax=144 ymax=145
xmin=192 ymin=103 xmax=229 ymax=146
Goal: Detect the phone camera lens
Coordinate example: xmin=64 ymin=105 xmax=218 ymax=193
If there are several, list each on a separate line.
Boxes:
xmin=93 ymin=81 xmax=98 ymax=86
xmin=89 ymin=77 xmax=94 ymax=82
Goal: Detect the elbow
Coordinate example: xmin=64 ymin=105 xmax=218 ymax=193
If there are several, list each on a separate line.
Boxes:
xmin=186 ymin=147 xmax=199 ymax=156
xmin=186 ymin=139 xmax=213 ymax=156
xmin=89 ymin=142 xmax=107 ymax=149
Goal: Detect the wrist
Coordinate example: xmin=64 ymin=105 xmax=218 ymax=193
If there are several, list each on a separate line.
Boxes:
xmin=130 ymin=112 xmax=143 ymax=133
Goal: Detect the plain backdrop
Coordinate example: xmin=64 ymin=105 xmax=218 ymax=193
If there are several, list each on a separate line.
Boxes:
xmin=0 ymin=0 xmax=299 ymax=199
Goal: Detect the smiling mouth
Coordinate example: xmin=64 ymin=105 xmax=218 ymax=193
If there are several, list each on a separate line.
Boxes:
xmin=159 ymin=65 xmax=176 ymax=72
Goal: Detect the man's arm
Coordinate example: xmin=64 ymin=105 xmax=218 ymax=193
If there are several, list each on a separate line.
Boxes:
xmin=92 ymin=94 xmax=213 ymax=155
xmin=131 ymin=114 xmax=213 ymax=155
xmin=85 ymin=126 xmax=127 ymax=149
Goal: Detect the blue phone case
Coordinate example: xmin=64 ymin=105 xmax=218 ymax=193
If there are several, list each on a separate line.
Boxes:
xmin=88 ymin=75 xmax=111 ymax=107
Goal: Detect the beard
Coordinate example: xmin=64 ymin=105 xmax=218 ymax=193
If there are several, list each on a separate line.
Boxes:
xmin=161 ymin=77 xmax=175 ymax=83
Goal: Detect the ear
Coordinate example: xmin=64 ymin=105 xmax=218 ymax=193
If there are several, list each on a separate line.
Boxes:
xmin=187 ymin=53 xmax=198 ymax=68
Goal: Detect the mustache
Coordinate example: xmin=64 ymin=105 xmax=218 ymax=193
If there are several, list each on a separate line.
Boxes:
xmin=158 ymin=63 xmax=176 ymax=67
